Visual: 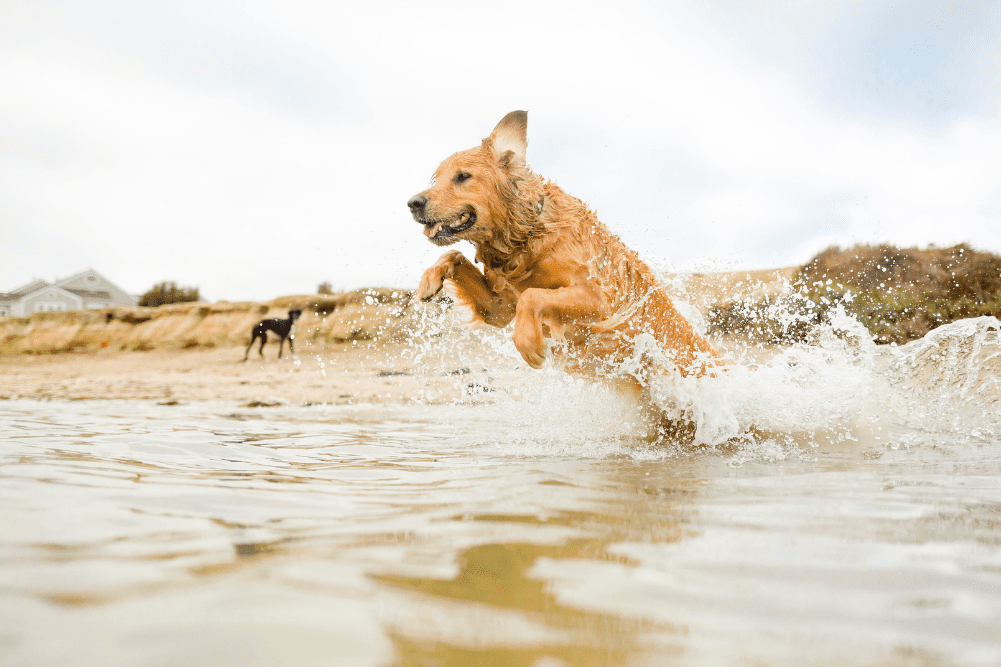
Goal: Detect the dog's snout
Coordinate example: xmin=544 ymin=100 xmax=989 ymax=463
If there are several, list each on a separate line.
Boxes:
xmin=408 ymin=194 xmax=428 ymax=216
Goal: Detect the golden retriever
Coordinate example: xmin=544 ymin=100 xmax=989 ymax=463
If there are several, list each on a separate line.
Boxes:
xmin=407 ymin=111 xmax=721 ymax=387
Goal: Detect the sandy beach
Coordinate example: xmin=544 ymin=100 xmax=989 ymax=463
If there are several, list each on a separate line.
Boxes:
xmin=0 ymin=268 xmax=800 ymax=408
xmin=0 ymin=340 xmax=523 ymax=406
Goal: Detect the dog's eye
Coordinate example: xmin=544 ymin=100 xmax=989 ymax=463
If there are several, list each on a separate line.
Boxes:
xmin=454 ymin=172 xmax=472 ymax=184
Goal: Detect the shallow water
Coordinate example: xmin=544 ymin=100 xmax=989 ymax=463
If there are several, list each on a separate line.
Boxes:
xmin=2 ymin=318 xmax=1001 ymax=666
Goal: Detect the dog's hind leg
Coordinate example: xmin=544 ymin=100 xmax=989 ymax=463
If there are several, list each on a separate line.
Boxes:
xmin=245 ymin=330 xmax=261 ymax=361
xmin=258 ymin=332 xmax=267 ymax=358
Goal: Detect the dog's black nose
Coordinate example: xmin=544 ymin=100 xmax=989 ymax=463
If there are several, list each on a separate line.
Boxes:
xmin=408 ymin=194 xmax=428 ymax=214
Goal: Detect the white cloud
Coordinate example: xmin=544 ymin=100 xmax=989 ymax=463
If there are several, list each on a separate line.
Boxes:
xmin=1 ymin=0 xmax=998 ymax=300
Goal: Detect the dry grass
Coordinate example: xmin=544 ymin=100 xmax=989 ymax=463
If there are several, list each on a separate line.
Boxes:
xmin=0 ymin=288 xmax=415 ymax=356
xmin=708 ymin=244 xmax=1001 ymax=345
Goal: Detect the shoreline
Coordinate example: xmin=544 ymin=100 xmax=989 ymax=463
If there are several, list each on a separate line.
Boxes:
xmin=0 ymin=340 xmax=523 ymax=406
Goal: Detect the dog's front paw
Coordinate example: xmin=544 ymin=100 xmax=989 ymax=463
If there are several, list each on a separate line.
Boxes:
xmin=416 ymin=251 xmax=464 ymax=301
xmin=416 ymin=266 xmax=447 ymax=301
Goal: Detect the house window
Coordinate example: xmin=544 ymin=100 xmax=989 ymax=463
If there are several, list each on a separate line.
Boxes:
xmin=35 ymin=302 xmax=67 ymax=312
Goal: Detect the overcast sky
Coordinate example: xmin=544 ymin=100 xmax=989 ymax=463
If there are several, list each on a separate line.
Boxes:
xmin=2 ymin=0 xmax=999 ymax=301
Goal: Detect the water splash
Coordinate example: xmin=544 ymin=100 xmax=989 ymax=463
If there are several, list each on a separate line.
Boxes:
xmin=402 ymin=293 xmax=1001 ymax=462
xmin=875 ymin=316 xmax=1001 ymax=440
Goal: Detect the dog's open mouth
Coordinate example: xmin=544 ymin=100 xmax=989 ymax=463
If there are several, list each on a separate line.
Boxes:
xmin=421 ymin=208 xmax=477 ymax=245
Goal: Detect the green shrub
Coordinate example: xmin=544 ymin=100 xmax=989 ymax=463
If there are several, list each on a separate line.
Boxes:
xmin=139 ymin=281 xmax=200 ymax=308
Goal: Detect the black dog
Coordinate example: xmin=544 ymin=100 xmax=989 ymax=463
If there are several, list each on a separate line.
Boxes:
xmin=244 ymin=309 xmax=302 ymax=361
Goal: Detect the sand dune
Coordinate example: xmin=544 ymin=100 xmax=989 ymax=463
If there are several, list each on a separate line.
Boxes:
xmin=0 ymin=288 xmax=412 ymax=356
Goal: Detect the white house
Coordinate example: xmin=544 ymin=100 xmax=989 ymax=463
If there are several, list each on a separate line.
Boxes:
xmin=0 ymin=270 xmax=138 ymax=317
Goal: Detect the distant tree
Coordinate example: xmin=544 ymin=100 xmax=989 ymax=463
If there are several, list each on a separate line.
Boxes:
xmin=317 ymin=281 xmax=334 ymax=295
xmin=139 ymin=281 xmax=200 ymax=307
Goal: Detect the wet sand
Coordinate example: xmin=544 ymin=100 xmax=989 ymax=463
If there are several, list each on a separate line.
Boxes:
xmin=0 ymin=341 xmax=522 ymax=406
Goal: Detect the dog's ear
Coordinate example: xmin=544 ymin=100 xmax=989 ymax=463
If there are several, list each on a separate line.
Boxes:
xmin=485 ymin=110 xmax=527 ymax=169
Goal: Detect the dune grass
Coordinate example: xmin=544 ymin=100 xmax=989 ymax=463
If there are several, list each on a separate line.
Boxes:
xmin=708 ymin=243 xmax=1001 ymax=345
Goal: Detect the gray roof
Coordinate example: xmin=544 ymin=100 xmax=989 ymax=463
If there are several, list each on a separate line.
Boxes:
xmin=64 ymin=288 xmax=112 ymax=299
xmin=5 ymin=279 xmax=50 ymax=299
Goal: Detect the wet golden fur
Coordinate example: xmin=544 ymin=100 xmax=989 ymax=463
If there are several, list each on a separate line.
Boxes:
xmin=409 ymin=111 xmax=721 ymax=382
